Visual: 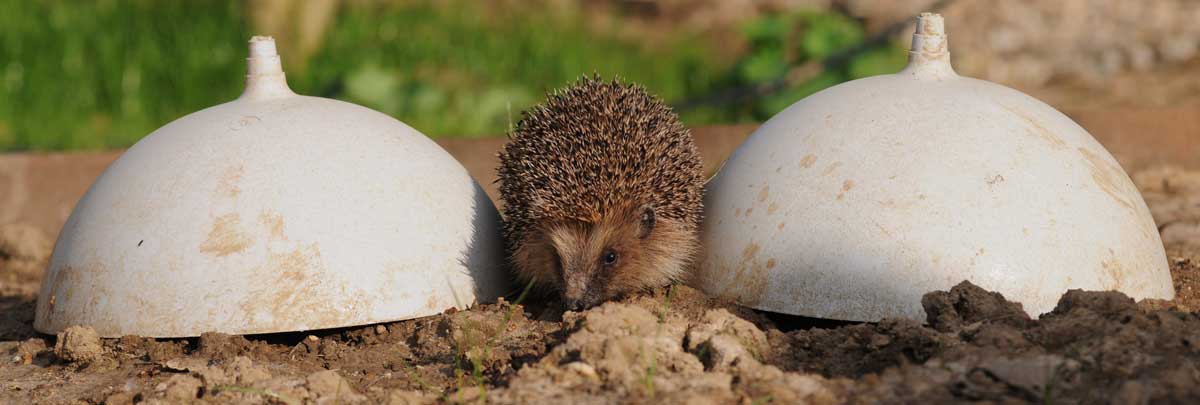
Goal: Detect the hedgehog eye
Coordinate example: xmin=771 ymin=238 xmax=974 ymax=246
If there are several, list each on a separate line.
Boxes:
xmin=601 ymin=249 xmax=618 ymax=266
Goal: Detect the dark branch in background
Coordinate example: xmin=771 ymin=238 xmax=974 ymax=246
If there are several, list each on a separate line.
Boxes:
xmin=671 ymin=0 xmax=955 ymax=112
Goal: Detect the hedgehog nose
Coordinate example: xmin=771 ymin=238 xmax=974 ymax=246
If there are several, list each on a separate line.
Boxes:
xmin=564 ymin=299 xmax=584 ymax=312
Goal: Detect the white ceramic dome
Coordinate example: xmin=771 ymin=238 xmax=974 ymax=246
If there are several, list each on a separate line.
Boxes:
xmin=694 ymin=14 xmax=1174 ymax=322
xmin=34 ymin=37 xmax=509 ymax=337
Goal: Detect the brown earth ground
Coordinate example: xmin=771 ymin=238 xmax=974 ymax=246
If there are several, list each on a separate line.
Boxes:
xmin=2 ymin=145 xmax=1200 ymax=404
xmin=3 ymin=74 xmax=1200 ymax=401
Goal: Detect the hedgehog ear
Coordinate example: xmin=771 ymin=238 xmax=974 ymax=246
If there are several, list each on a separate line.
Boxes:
xmin=638 ymin=205 xmax=655 ymax=239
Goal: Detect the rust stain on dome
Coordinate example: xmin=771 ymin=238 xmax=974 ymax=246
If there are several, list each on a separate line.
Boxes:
xmin=1001 ymin=104 xmax=1066 ymax=149
xmin=215 ymin=165 xmax=245 ymax=198
xmin=800 ymin=154 xmax=817 ymax=169
xmin=200 ymin=213 xmax=253 ymax=257
xmin=1077 ymin=147 xmax=1135 ymax=211
xmin=727 ymin=242 xmax=769 ymax=307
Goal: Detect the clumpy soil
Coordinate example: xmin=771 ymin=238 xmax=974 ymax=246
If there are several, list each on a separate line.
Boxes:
xmin=2 ymin=167 xmax=1200 ymax=404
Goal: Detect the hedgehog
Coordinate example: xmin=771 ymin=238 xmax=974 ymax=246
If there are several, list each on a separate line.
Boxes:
xmin=497 ymin=76 xmax=705 ymax=311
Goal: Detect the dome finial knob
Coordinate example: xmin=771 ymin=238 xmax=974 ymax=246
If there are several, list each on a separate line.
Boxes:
xmin=905 ymin=13 xmax=955 ymax=78
xmin=242 ymin=36 xmax=294 ymax=100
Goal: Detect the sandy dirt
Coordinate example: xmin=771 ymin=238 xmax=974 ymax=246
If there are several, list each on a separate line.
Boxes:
xmin=0 ymin=166 xmax=1199 ymax=404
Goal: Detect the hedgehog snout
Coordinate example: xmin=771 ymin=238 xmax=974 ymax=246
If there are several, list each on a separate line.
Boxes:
xmin=562 ymin=293 xmax=604 ymax=312
xmin=561 ymin=263 xmax=596 ymax=308
xmin=563 ymin=298 xmax=585 ymax=312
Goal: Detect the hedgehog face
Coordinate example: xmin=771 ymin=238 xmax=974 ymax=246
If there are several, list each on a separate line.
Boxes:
xmin=519 ymin=205 xmax=694 ymax=310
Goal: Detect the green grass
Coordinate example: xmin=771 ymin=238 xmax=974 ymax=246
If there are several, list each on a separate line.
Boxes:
xmin=0 ymin=0 xmax=249 ymax=150
xmin=298 ymin=1 xmax=723 ymax=139
xmin=0 ymin=1 xmax=906 ymax=151
xmin=700 ymin=10 xmax=910 ymax=121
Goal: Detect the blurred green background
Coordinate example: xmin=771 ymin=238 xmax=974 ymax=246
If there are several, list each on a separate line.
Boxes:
xmin=0 ymin=0 xmax=907 ymax=151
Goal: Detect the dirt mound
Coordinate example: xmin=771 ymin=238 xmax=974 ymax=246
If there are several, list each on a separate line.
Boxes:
xmin=1 ymin=298 xmax=565 ymax=404
xmin=3 ymin=282 xmax=1198 ymax=404
xmin=489 ymin=296 xmax=847 ymax=404
xmin=766 ymin=282 xmax=1200 ymax=403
